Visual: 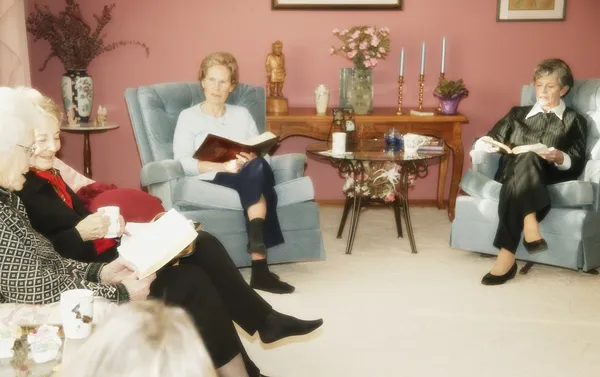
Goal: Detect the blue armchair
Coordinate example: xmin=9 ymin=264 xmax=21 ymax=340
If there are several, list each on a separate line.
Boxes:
xmin=124 ymin=82 xmax=325 ymax=267
xmin=451 ymin=79 xmax=600 ymax=272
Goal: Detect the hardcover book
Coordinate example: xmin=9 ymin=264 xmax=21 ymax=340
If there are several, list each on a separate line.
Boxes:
xmin=193 ymin=132 xmax=279 ymax=163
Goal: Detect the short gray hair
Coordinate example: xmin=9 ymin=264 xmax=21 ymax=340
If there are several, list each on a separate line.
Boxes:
xmin=60 ymin=300 xmax=217 ymax=377
xmin=533 ymin=58 xmax=574 ymax=96
xmin=0 ymin=87 xmax=45 ymax=158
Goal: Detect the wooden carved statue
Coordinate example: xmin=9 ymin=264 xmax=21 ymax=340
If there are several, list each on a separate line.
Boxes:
xmin=266 ymin=40 xmax=288 ymax=115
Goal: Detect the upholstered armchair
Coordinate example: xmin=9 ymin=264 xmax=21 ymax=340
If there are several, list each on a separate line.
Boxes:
xmin=124 ymin=82 xmax=324 ymax=267
xmin=451 ymin=79 xmax=600 ymax=272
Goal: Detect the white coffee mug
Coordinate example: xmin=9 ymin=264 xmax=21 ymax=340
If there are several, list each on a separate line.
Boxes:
xmin=98 ymin=206 xmax=120 ymax=238
xmin=60 ymin=289 xmax=94 ymax=339
xmin=332 ymin=132 xmax=347 ymax=155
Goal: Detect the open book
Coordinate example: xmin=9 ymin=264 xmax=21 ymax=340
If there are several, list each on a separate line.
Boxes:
xmin=481 ymin=138 xmax=549 ymax=155
xmin=194 ymin=132 xmax=279 ymax=163
xmin=117 ymin=209 xmax=198 ymax=279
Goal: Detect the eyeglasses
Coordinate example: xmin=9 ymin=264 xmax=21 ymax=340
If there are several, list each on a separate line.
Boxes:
xmin=16 ymin=144 xmax=35 ymax=157
xmin=204 ymin=77 xmax=231 ymax=89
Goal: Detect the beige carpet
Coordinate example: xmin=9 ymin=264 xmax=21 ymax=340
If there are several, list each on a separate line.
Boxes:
xmin=239 ymin=206 xmax=600 ymax=377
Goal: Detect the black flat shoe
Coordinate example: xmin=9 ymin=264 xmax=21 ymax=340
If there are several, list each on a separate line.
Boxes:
xmin=481 ymin=262 xmax=518 ymax=286
xmin=523 ymin=238 xmax=548 ymax=253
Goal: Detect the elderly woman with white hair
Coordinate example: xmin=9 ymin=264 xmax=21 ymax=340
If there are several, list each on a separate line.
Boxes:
xmin=0 ymin=87 xmax=321 ymax=377
xmin=60 ymin=300 xmax=218 ymax=377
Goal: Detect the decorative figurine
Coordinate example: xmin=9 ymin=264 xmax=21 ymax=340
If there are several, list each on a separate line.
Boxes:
xmin=95 ymin=105 xmax=108 ymax=126
xmin=266 ymin=40 xmax=288 ymax=114
xmin=67 ymin=103 xmax=80 ymax=125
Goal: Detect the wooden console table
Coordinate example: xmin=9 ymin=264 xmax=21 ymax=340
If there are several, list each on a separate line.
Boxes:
xmin=266 ymin=107 xmax=469 ymax=220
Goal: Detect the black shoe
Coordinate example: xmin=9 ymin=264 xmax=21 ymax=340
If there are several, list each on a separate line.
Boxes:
xmin=481 ymin=262 xmax=518 ymax=286
xmin=259 ymin=311 xmax=324 ymax=344
xmin=523 ymin=238 xmax=548 ymax=253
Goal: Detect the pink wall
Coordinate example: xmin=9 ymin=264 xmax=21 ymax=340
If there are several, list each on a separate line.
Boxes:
xmin=28 ymin=0 xmax=600 ymax=200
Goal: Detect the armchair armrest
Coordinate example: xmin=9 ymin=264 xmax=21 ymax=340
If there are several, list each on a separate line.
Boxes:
xmin=140 ymin=159 xmax=185 ymax=187
xmin=270 ymin=153 xmax=306 ymax=184
xmin=472 ymin=151 xmax=501 ymax=179
xmin=582 ymin=159 xmax=600 ymax=212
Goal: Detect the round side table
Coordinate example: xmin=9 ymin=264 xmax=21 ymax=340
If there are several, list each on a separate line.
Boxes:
xmin=60 ymin=122 xmax=119 ymax=178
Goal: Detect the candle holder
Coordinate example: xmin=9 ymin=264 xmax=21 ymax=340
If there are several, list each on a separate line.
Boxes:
xmin=436 ymin=72 xmax=445 ymax=113
xmin=417 ymin=74 xmax=425 ymax=111
xmin=396 ymin=75 xmax=404 ymax=115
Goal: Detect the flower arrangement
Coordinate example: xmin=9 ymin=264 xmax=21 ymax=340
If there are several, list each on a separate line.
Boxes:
xmin=26 ymin=0 xmax=150 ymax=71
xmin=342 ymin=162 xmax=415 ymax=202
xmin=330 ymin=26 xmax=391 ymax=70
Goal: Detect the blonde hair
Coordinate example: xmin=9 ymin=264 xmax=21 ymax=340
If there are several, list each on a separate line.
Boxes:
xmin=198 ymin=52 xmax=239 ymax=87
xmin=60 ymin=300 xmax=217 ymax=377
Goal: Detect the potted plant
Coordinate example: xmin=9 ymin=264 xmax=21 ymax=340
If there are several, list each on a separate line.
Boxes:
xmin=433 ymin=78 xmax=469 ymax=115
xmin=26 ymin=0 xmax=149 ymax=123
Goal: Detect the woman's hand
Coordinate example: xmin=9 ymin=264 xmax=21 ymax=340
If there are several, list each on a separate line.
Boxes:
xmin=236 ymin=152 xmax=257 ymax=166
xmin=75 ymin=212 xmax=110 ymax=241
xmin=121 ymin=273 xmax=156 ymax=301
xmin=538 ymin=147 xmax=565 ymax=165
xmin=100 ymin=257 xmax=136 ymax=284
xmin=474 ymin=136 xmax=500 ymax=153
xmin=223 ymin=159 xmax=241 ymax=173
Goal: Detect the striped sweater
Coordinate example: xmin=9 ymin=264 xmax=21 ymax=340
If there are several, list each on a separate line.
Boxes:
xmin=487 ymin=105 xmax=588 ymax=178
xmin=0 ymin=188 xmax=129 ymax=304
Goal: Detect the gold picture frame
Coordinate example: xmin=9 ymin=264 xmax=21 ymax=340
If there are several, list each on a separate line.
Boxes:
xmin=497 ymin=0 xmax=566 ymax=22
xmin=272 ymin=0 xmax=402 ymax=10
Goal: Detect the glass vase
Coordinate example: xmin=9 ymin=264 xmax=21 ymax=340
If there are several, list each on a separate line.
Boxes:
xmin=339 ymin=68 xmax=374 ymax=114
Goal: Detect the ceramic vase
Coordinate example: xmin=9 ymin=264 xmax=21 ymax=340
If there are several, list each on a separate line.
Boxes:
xmin=314 ymin=84 xmax=330 ymax=115
xmin=433 ymin=91 xmax=466 ymax=115
xmin=61 ymin=69 xmax=94 ymax=123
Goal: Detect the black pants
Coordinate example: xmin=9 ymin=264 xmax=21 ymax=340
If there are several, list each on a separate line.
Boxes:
xmin=493 ymin=152 xmax=574 ymax=253
xmin=212 ymin=157 xmax=284 ymax=248
xmin=149 ymin=231 xmax=272 ymax=376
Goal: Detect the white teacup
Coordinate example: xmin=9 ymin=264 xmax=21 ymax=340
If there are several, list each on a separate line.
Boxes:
xmin=60 ymin=289 xmax=94 ymax=339
xmin=98 ymin=206 xmax=120 ymax=238
xmin=332 ymin=132 xmax=347 ymax=155
xmin=403 ymin=133 xmax=427 ymax=155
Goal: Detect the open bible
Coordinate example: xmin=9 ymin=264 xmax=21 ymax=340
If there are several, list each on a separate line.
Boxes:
xmin=117 ymin=209 xmax=198 ymax=279
xmin=194 ymin=132 xmax=279 ymax=163
xmin=481 ymin=138 xmax=549 ymax=155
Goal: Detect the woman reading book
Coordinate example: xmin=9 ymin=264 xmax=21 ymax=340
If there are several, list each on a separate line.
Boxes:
xmin=4 ymin=88 xmax=322 ymax=377
xmin=172 ymin=52 xmax=294 ymax=294
xmin=470 ymin=59 xmax=587 ymax=285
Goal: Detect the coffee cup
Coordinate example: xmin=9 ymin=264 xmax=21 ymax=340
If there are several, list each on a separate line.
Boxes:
xmin=60 ymin=289 xmax=94 ymax=339
xmin=332 ymin=132 xmax=347 ymax=155
xmin=98 ymin=206 xmax=120 ymax=238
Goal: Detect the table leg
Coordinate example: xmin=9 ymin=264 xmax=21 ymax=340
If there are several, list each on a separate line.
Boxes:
xmin=346 ymin=193 xmax=362 ymax=254
xmin=83 ymin=131 xmax=92 ymax=178
xmin=399 ymin=169 xmax=418 ymax=254
xmin=446 ymin=123 xmax=464 ymax=221
xmin=393 ymin=195 xmax=403 ymax=238
xmin=337 ymin=196 xmax=353 ymax=239
xmin=437 ymin=146 xmax=449 ymax=209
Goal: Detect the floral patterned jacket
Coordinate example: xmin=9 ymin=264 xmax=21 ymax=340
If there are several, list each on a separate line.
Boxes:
xmin=0 ymin=188 xmax=129 ymax=305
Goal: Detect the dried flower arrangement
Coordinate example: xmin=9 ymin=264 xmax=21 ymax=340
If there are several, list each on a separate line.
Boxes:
xmin=342 ymin=162 xmax=415 ymax=202
xmin=26 ymin=0 xmax=149 ymax=71
xmin=330 ymin=26 xmax=391 ymax=70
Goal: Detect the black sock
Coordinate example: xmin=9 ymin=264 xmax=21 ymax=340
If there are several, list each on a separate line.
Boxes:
xmin=258 ymin=310 xmax=324 ymax=344
xmin=249 ymin=218 xmax=267 ymax=255
xmin=250 ymin=259 xmax=295 ymax=294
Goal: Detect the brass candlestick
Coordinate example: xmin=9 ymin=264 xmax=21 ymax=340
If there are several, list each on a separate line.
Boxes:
xmin=437 ymin=72 xmax=445 ymax=113
xmin=396 ymin=75 xmax=405 ymax=115
xmin=417 ymin=74 xmax=425 ymax=111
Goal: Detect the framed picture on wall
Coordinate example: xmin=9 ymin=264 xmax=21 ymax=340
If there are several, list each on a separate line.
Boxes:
xmin=497 ymin=0 xmax=566 ymax=22
xmin=272 ymin=0 xmax=402 ymax=10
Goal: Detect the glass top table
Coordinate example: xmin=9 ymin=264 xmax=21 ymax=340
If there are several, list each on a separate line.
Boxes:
xmin=307 ymin=138 xmax=446 ymax=255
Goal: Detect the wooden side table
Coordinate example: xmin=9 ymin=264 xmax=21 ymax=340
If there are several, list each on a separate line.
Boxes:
xmin=60 ymin=122 xmax=119 ymax=178
xmin=267 ymin=107 xmax=469 ymax=220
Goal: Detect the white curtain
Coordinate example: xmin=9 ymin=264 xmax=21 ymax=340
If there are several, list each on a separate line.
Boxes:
xmin=0 ymin=0 xmax=31 ymax=86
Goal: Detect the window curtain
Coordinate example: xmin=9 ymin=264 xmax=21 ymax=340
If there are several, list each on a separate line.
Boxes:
xmin=0 ymin=0 xmax=31 ymax=86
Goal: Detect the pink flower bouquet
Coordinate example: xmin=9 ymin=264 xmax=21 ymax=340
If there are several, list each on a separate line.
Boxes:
xmin=330 ymin=26 xmax=391 ymax=70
